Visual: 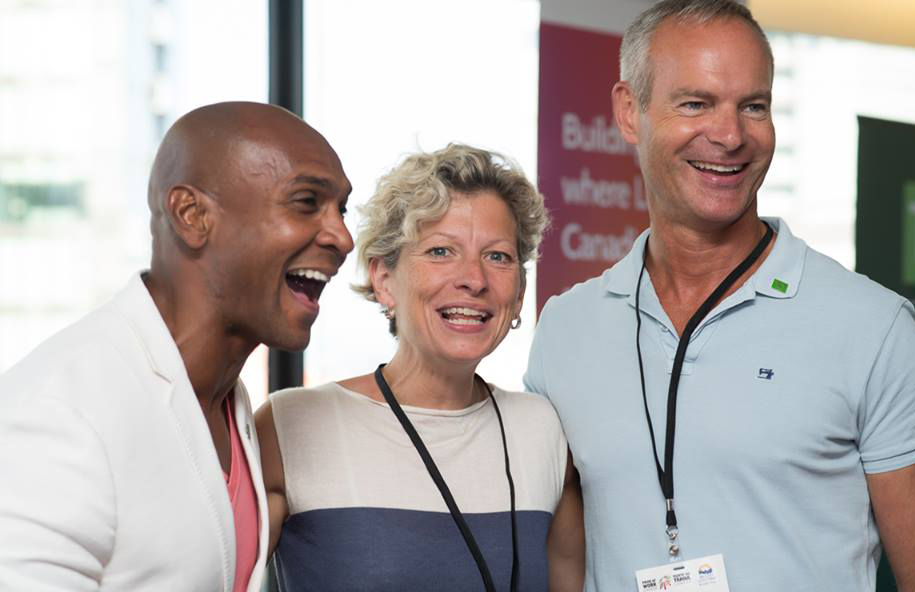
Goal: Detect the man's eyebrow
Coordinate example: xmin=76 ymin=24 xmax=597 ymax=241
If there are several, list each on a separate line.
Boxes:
xmin=669 ymin=89 xmax=717 ymax=102
xmin=669 ymin=88 xmax=772 ymax=103
xmin=741 ymin=90 xmax=772 ymax=103
xmin=287 ymin=175 xmax=331 ymax=188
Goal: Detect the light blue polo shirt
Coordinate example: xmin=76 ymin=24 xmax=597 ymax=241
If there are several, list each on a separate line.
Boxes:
xmin=525 ymin=217 xmax=915 ymax=592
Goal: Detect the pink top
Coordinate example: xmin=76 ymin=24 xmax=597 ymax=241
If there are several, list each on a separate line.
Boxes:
xmin=224 ymin=397 xmax=259 ymax=592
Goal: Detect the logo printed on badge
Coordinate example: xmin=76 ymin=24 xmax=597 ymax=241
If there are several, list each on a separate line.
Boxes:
xmin=758 ymin=368 xmax=774 ymax=380
xmin=659 ymin=575 xmax=673 ymax=590
xmin=697 ymin=562 xmax=718 ymax=586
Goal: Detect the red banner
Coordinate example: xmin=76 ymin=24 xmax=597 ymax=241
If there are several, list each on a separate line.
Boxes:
xmin=536 ymin=22 xmax=649 ymax=314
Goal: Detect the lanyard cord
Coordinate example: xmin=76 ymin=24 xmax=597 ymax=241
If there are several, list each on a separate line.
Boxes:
xmin=374 ymin=365 xmax=518 ymax=592
xmin=635 ymin=222 xmax=774 ymax=545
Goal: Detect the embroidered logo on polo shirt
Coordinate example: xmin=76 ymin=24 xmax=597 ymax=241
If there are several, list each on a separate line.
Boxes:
xmin=771 ymin=278 xmax=789 ymax=293
xmin=758 ymin=368 xmax=774 ymax=380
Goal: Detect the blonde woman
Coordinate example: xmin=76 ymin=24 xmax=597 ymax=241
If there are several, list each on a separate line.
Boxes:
xmin=256 ymin=144 xmax=584 ymax=591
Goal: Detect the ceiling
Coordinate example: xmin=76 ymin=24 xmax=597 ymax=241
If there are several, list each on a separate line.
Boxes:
xmin=749 ymin=0 xmax=915 ymax=49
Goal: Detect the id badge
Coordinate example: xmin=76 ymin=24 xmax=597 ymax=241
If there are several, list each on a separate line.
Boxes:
xmin=635 ymin=553 xmax=729 ymax=591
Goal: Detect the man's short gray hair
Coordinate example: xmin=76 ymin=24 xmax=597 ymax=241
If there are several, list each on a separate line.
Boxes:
xmin=619 ymin=0 xmax=773 ymax=111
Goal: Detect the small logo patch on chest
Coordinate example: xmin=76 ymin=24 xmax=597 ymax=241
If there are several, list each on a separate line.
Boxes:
xmin=758 ymin=368 xmax=774 ymax=380
xmin=771 ymin=278 xmax=789 ymax=293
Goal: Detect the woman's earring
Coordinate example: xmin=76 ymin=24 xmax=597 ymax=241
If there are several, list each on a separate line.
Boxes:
xmin=383 ymin=307 xmax=396 ymax=320
xmin=510 ymin=316 xmax=521 ymax=330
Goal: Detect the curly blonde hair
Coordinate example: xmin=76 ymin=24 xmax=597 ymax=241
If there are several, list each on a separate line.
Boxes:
xmin=353 ymin=144 xmax=549 ymax=334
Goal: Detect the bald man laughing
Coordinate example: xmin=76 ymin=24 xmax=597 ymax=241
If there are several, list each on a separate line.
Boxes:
xmin=0 ymin=102 xmax=354 ymax=592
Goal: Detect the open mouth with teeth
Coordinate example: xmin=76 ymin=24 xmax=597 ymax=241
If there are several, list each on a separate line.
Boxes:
xmin=688 ymin=160 xmax=746 ymax=176
xmin=438 ymin=306 xmax=493 ymax=326
xmin=285 ymin=268 xmax=329 ymax=302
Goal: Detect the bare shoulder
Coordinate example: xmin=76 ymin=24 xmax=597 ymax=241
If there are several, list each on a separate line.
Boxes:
xmin=254 ymin=399 xmax=277 ymax=441
xmin=254 ymin=399 xmax=285 ymax=492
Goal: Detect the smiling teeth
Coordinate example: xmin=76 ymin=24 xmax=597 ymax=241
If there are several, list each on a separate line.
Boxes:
xmin=691 ymin=161 xmax=743 ymax=173
xmin=289 ymin=269 xmax=329 ymax=282
xmin=440 ymin=307 xmax=489 ymax=325
xmin=441 ymin=307 xmax=486 ymax=317
xmin=448 ymin=318 xmax=483 ymax=325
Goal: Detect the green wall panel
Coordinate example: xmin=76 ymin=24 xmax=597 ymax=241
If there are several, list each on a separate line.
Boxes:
xmin=857 ymin=115 xmax=915 ymax=592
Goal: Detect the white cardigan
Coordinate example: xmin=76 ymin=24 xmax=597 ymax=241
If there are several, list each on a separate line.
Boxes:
xmin=0 ymin=274 xmax=269 ymax=592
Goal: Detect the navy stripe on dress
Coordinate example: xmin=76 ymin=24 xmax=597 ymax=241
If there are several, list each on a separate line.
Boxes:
xmin=276 ymin=508 xmax=551 ymax=592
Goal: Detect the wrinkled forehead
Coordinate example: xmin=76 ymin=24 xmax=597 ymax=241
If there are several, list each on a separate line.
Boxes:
xmin=414 ymin=190 xmax=518 ymax=240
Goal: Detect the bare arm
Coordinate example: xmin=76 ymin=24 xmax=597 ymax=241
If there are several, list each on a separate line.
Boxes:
xmin=548 ymin=449 xmax=585 ymax=592
xmin=868 ymin=464 xmax=915 ymax=592
xmin=254 ymin=400 xmax=289 ymax=557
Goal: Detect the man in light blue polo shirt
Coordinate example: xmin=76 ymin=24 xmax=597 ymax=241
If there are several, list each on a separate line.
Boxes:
xmin=525 ymin=1 xmax=915 ymax=590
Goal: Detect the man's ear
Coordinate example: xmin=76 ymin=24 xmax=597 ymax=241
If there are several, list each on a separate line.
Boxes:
xmin=369 ymin=257 xmax=396 ymax=310
xmin=611 ymin=81 xmax=641 ymax=145
xmin=164 ymin=185 xmax=212 ymax=250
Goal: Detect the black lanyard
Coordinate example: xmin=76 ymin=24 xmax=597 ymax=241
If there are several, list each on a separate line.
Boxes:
xmin=374 ymin=365 xmax=519 ymax=592
xmin=634 ymin=222 xmax=773 ymax=558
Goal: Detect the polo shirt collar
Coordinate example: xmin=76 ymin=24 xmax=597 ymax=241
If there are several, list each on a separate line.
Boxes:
xmin=601 ymin=216 xmax=807 ymax=301
xmin=751 ymin=217 xmax=806 ymax=299
xmin=602 ymin=226 xmax=650 ymax=297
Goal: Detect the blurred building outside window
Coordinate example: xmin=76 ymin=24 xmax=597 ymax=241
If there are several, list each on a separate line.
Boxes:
xmin=0 ymin=0 xmax=268 ymax=398
xmin=2 ymin=1 xmax=915 ymax=408
xmin=761 ymin=31 xmax=915 ymax=268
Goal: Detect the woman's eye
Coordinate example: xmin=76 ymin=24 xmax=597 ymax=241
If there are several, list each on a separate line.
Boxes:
xmin=681 ymin=101 xmax=705 ymax=111
xmin=486 ymin=251 xmax=513 ymax=264
xmin=427 ymin=246 xmax=449 ymax=257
